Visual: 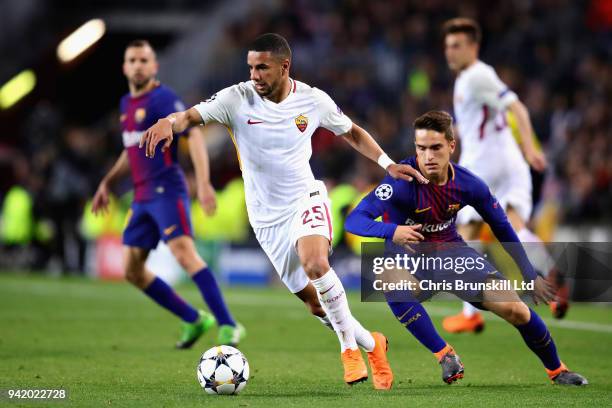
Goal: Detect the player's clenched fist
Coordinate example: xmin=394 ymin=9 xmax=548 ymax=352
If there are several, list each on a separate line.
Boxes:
xmin=392 ymin=224 xmax=425 ymax=247
xmin=140 ymin=118 xmax=174 ymax=158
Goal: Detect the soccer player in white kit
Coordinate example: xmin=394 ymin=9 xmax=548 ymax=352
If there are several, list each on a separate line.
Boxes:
xmin=139 ymin=33 xmax=427 ymax=389
xmin=440 ymin=18 xmax=565 ymax=334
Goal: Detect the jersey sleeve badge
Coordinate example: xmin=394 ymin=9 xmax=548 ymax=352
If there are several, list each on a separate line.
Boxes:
xmin=375 ymin=184 xmax=393 ymax=201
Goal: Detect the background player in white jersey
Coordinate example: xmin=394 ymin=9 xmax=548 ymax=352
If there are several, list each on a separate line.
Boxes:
xmin=440 ymin=18 xmax=565 ymax=334
xmin=139 ymin=33 xmax=428 ymax=389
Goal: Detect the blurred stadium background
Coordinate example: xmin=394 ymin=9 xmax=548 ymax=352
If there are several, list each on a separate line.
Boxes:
xmin=0 ymin=0 xmax=610 ymax=288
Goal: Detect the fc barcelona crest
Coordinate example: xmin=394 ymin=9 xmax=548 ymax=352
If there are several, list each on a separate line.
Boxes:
xmin=447 ymin=203 xmax=460 ymax=213
xmin=135 ymin=108 xmax=146 ymax=123
xmin=294 ymin=114 xmax=308 ymax=132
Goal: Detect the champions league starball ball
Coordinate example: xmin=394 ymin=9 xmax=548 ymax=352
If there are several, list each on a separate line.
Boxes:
xmin=196 ymin=345 xmax=249 ymax=395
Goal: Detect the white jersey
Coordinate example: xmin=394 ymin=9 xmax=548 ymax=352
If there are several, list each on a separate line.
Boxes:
xmin=194 ymin=79 xmax=352 ymax=228
xmin=453 ymin=60 xmax=525 ymax=168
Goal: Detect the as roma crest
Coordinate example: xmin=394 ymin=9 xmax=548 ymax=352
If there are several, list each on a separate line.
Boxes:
xmin=294 ymin=114 xmax=308 ymax=133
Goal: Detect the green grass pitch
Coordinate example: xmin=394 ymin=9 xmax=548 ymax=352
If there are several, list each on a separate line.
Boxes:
xmin=1 ymin=273 xmax=611 ymax=407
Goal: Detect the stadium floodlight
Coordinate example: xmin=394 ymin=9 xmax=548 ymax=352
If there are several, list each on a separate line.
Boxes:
xmin=0 ymin=70 xmax=36 ymax=110
xmin=57 ymin=19 xmax=106 ymax=63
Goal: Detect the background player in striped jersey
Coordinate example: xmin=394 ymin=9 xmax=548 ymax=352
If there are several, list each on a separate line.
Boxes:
xmin=345 ymin=110 xmax=587 ymax=386
xmin=92 ymin=40 xmax=244 ymax=348
xmin=139 ymin=33 xmax=429 ymax=389
xmin=441 ymin=18 xmax=567 ymax=333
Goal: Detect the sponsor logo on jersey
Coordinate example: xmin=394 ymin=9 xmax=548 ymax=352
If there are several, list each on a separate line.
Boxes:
xmin=122 ymin=130 xmax=144 ymax=147
xmin=247 ymin=119 xmax=264 ymax=124
xmin=375 ymin=184 xmax=393 ymax=200
xmin=405 ymin=217 xmax=453 ymax=233
xmin=135 ymin=108 xmax=146 ymax=123
xmin=294 ymin=114 xmax=308 ymax=132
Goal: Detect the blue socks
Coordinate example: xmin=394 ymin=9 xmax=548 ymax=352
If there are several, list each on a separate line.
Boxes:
xmin=515 ymin=308 xmax=561 ymax=370
xmin=143 ymin=277 xmax=199 ymax=323
xmin=387 ymin=300 xmax=447 ymax=354
xmin=192 ymin=267 xmax=236 ymax=327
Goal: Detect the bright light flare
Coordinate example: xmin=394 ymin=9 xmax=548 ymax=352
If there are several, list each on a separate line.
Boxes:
xmin=57 ymin=19 xmax=106 ymax=63
xmin=0 ymin=70 xmax=36 ymax=109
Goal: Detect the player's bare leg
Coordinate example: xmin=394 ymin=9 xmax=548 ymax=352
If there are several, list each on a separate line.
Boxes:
xmin=443 ymin=222 xmax=486 ymax=334
xmin=482 ymin=281 xmax=586 ymax=385
xmin=124 ymin=246 xmax=155 ymax=289
xmin=167 ymin=236 xmax=243 ymax=346
xmin=297 ymin=235 xmax=393 ymax=389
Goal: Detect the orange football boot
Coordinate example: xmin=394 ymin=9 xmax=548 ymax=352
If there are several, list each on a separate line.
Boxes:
xmin=341 ymin=348 xmax=368 ymax=385
xmin=366 ymin=332 xmax=394 ymax=390
xmin=442 ymin=311 xmax=485 ymax=334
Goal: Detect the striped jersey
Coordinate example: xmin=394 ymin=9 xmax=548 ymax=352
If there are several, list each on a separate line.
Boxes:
xmin=345 ymin=156 xmax=536 ymax=280
xmin=120 ymin=84 xmax=188 ymax=202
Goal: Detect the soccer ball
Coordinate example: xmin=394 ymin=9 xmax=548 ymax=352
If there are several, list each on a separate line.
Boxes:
xmin=196 ymin=345 xmax=249 ymax=395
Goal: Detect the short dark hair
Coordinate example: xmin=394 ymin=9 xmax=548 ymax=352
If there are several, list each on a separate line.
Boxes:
xmin=248 ymin=33 xmax=292 ymax=60
xmin=414 ymin=111 xmax=455 ymax=142
xmin=442 ymin=18 xmax=481 ymax=44
xmin=126 ymin=39 xmax=154 ymax=51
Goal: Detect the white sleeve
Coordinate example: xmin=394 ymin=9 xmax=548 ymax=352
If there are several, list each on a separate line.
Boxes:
xmin=470 ymin=68 xmax=518 ymax=111
xmin=193 ymin=86 xmax=241 ymax=127
xmin=313 ymin=88 xmax=353 ymax=135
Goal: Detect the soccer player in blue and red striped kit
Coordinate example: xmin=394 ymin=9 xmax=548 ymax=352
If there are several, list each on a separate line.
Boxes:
xmin=345 ymin=110 xmax=586 ymax=385
xmin=92 ymin=40 xmax=244 ymax=348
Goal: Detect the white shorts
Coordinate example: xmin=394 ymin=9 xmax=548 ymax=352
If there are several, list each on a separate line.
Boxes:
xmin=457 ymin=152 xmax=533 ymax=225
xmin=253 ymin=180 xmax=333 ymax=293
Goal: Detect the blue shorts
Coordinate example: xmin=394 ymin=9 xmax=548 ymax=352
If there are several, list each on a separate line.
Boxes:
xmin=123 ymin=195 xmax=193 ymax=250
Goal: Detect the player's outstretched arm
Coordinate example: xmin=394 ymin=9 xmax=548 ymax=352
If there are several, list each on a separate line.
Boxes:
xmin=139 ymin=107 xmax=203 ymax=158
xmin=187 ymin=126 xmax=217 ymax=216
xmin=471 ymin=179 xmax=554 ymax=303
xmin=508 ymin=100 xmax=547 ymax=172
xmin=341 ymin=123 xmax=428 ymax=184
xmin=92 ymin=150 xmax=129 ymax=215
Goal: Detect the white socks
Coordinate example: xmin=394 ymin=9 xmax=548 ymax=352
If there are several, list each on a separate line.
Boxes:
xmin=351 ymin=316 xmax=375 ymax=352
xmin=316 ymin=315 xmax=375 ymax=352
xmin=312 ymin=269 xmax=362 ymax=351
xmin=462 ymin=302 xmax=478 ymax=317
